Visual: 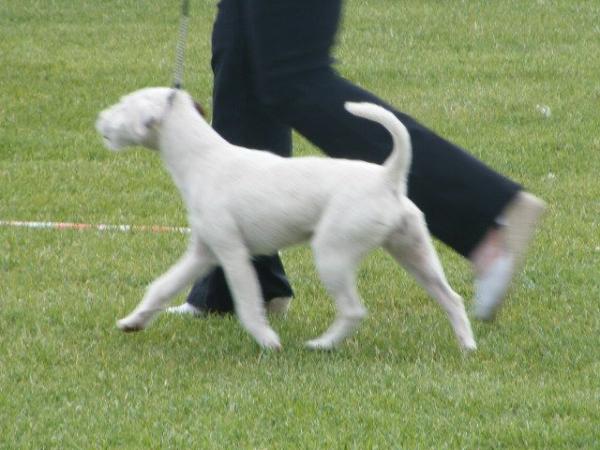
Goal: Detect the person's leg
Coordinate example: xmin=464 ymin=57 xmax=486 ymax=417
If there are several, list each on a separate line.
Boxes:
xmin=243 ymin=0 xmax=517 ymax=256
xmin=243 ymin=0 xmax=544 ymax=317
xmin=173 ymin=0 xmax=293 ymax=315
xmin=210 ymin=0 xmax=293 ymax=154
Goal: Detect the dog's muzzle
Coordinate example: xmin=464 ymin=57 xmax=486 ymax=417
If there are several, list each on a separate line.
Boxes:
xmin=95 ymin=109 xmax=128 ymax=151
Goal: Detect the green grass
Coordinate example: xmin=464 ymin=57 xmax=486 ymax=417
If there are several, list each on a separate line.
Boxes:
xmin=1 ymin=0 xmax=599 ymax=448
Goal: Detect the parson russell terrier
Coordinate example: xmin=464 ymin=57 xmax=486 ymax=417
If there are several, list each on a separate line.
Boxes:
xmin=95 ymin=87 xmax=476 ymax=352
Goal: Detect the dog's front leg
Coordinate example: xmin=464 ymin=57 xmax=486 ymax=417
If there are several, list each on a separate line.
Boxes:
xmin=217 ymin=247 xmax=282 ymax=350
xmin=117 ymin=244 xmax=215 ymax=332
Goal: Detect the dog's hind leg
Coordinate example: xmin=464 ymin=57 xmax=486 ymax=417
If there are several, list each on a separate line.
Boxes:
xmin=306 ymin=236 xmax=369 ymax=350
xmin=217 ymin=247 xmax=282 ymax=350
xmin=117 ymin=242 xmax=215 ymax=332
xmin=384 ymin=207 xmax=476 ymax=351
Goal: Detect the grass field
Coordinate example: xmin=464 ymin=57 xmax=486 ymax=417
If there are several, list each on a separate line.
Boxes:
xmin=1 ymin=0 xmax=599 ymax=448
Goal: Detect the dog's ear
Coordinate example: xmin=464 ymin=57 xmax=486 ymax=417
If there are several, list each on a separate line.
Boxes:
xmin=143 ymin=116 xmax=160 ymax=130
xmin=133 ymin=102 xmax=164 ymax=139
xmin=133 ymin=115 xmax=158 ymax=139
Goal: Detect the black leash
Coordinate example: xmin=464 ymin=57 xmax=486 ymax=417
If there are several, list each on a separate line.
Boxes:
xmin=172 ymin=0 xmax=190 ymax=90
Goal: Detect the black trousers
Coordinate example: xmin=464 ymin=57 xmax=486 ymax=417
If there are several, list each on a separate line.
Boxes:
xmin=186 ymin=0 xmax=521 ymax=312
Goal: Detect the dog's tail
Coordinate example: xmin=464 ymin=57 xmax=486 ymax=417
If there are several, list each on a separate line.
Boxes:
xmin=344 ymin=102 xmax=412 ymax=188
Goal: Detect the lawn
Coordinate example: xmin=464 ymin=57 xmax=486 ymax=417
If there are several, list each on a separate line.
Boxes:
xmin=1 ymin=0 xmax=599 ymax=448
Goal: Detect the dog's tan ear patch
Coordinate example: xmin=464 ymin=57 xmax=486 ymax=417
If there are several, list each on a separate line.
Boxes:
xmin=193 ymin=101 xmax=206 ymax=118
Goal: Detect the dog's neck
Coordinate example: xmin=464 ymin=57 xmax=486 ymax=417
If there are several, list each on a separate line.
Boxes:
xmin=157 ymin=91 xmax=229 ymax=205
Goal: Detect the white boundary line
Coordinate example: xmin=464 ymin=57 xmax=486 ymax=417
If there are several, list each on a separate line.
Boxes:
xmin=0 ymin=220 xmax=190 ymax=234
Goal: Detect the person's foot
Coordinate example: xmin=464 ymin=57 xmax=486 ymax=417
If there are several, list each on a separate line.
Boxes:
xmin=473 ymin=252 xmax=515 ymax=321
xmin=166 ymin=302 xmax=205 ymax=316
xmin=165 ymin=297 xmax=292 ymax=317
xmin=265 ymin=296 xmax=292 ymax=316
xmin=472 ymin=191 xmax=546 ymax=321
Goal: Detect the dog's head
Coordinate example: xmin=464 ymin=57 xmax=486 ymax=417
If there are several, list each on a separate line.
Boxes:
xmin=96 ymin=87 xmax=205 ymax=152
xmin=96 ymin=87 xmax=174 ymax=151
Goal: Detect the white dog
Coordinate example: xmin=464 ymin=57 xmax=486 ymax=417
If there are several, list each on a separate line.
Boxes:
xmin=96 ymin=87 xmax=476 ymax=352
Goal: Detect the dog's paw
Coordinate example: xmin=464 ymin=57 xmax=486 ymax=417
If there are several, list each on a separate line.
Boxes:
xmin=305 ymin=337 xmax=336 ymax=351
xmin=461 ymin=337 xmax=477 ymax=353
xmin=456 ymin=329 xmax=477 ymax=352
xmin=116 ymin=314 xmax=147 ymax=332
xmin=255 ymin=328 xmax=282 ymax=351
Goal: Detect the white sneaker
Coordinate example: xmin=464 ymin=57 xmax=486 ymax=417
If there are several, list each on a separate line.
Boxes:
xmin=265 ymin=297 xmax=292 ymax=316
xmin=166 ymin=297 xmax=292 ymax=317
xmin=474 ymin=253 xmax=515 ymax=320
xmin=474 ymin=192 xmax=546 ymax=321
xmin=166 ymin=302 xmax=205 ymax=316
